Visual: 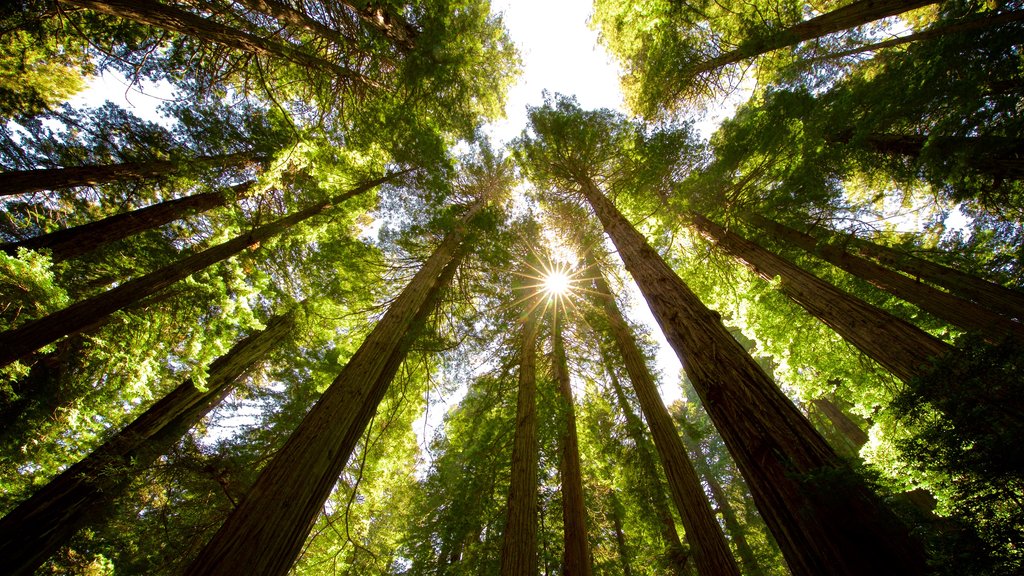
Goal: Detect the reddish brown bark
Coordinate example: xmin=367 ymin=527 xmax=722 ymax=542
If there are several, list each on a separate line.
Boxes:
xmin=185 ymin=205 xmax=480 ymax=576
xmin=688 ymin=212 xmax=950 ymax=383
xmin=500 ymin=298 xmax=542 ymax=576
xmin=579 ymin=178 xmax=927 ymax=576
xmin=607 ymin=492 xmax=634 ymax=576
xmin=746 ymin=214 xmax=1024 ymax=341
xmin=0 ymin=308 xmax=297 ymax=576
xmin=0 ymin=173 xmax=397 ymax=368
xmin=811 ymin=397 xmax=869 ymax=448
xmin=3 ymin=182 xmax=253 ymax=262
xmin=589 ymin=255 xmax=740 ymax=576
xmin=0 ymin=151 xmax=257 ymax=197
xmin=551 ymin=315 xmax=593 ymax=576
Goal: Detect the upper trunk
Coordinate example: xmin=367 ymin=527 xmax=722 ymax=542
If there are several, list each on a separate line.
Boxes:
xmin=578 ymin=178 xmax=927 ymax=576
xmin=745 ymin=213 xmax=1024 ymax=341
xmin=552 ymin=316 xmax=593 ymax=576
xmin=688 ymin=212 xmax=950 ymax=383
xmin=3 ymin=182 xmax=252 ymax=262
xmin=0 ymin=308 xmax=297 ymax=576
xmin=589 ymin=254 xmax=740 ymax=576
xmin=185 ymin=205 xmax=480 ymax=576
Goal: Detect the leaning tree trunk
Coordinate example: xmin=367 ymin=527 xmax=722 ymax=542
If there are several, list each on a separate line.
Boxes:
xmin=600 ymin=352 xmax=691 ymax=576
xmin=688 ymin=212 xmax=950 ymax=383
xmin=185 ymin=204 xmax=481 ymax=576
xmin=232 ymin=0 xmax=354 ymax=48
xmin=810 ymin=397 xmax=869 ymax=449
xmin=0 ymin=151 xmax=258 ymax=197
xmin=693 ymin=0 xmax=939 ymax=75
xmin=578 ymin=178 xmax=927 ymax=576
xmin=61 ymin=0 xmax=374 ymax=88
xmin=2 ymin=181 xmax=253 ymax=262
xmin=500 ymin=297 xmax=542 ymax=576
xmin=0 ymin=307 xmax=297 ymax=576
xmin=851 ymin=134 xmax=1024 ymax=182
xmin=551 ymin=315 xmax=593 ymax=576
xmin=745 ymin=213 xmax=1024 ymax=341
xmin=0 ymin=173 xmax=397 ymax=368
xmin=589 ymin=255 xmax=740 ymax=576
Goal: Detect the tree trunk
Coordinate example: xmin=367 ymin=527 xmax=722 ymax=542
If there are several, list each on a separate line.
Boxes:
xmin=2 ymin=181 xmax=253 ymax=262
xmin=0 ymin=307 xmax=297 ymax=576
xmin=695 ymin=0 xmax=939 ymax=74
xmin=61 ymin=0 xmax=374 ymax=88
xmin=588 ymin=254 xmax=740 ymax=576
xmin=600 ymin=352 xmax=690 ymax=576
xmin=578 ymin=178 xmax=928 ymax=576
xmin=185 ymin=205 xmax=480 ymax=576
xmin=345 ymin=1 xmax=417 ymax=52
xmin=232 ymin=0 xmax=355 ymax=48
xmin=688 ymin=212 xmax=950 ymax=383
xmin=0 ymin=151 xmax=258 ymax=197
xmin=500 ymin=298 xmax=542 ymax=576
xmin=745 ymin=214 xmax=1024 ymax=341
xmin=853 ymin=134 xmax=1024 ymax=181
xmin=607 ymin=492 xmax=634 ymax=576
xmin=810 ymin=397 xmax=869 ymax=448
xmin=0 ymin=172 xmax=396 ymax=368
xmin=551 ymin=315 xmax=593 ymax=576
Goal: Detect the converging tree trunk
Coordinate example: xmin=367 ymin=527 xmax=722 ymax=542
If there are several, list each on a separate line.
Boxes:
xmin=0 ymin=307 xmax=298 ymax=576
xmin=185 ymin=204 xmax=482 ymax=576
xmin=500 ymin=296 xmax=542 ymax=576
xmin=745 ymin=213 xmax=1024 ymax=341
xmin=688 ymin=212 xmax=950 ymax=383
xmin=0 ymin=172 xmax=398 ymax=368
xmin=607 ymin=492 xmax=634 ymax=576
xmin=578 ymin=178 xmax=928 ymax=576
xmin=2 ymin=181 xmax=253 ymax=261
xmin=589 ymin=253 xmax=740 ymax=576
xmin=810 ymin=397 xmax=869 ymax=449
xmin=551 ymin=314 xmax=593 ymax=576
xmin=0 ymin=151 xmax=258 ymax=197
xmin=232 ymin=0 xmax=355 ymax=49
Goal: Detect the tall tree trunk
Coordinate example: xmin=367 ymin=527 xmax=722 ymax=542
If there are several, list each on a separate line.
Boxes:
xmin=578 ymin=178 xmax=927 ymax=576
xmin=346 ymin=1 xmax=418 ymax=52
xmin=600 ymin=352 xmax=690 ymax=576
xmin=745 ymin=213 xmax=1024 ymax=341
xmin=2 ymin=181 xmax=253 ymax=262
xmin=694 ymin=0 xmax=939 ymax=75
xmin=607 ymin=492 xmax=634 ymax=576
xmin=588 ymin=254 xmax=740 ymax=576
xmin=500 ymin=297 xmax=542 ymax=576
xmin=185 ymin=204 xmax=481 ymax=576
xmin=687 ymin=211 xmax=950 ymax=383
xmin=0 ymin=172 xmax=397 ymax=368
xmin=0 ymin=151 xmax=258 ymax=197
xmin=844 ymin=133 xmax=1024 ymax=181
xmin=232 ymin=0 xmax=355 ymax=48
xmin=810 ymin=397 xmax=869 ymax=449
xmin=61 ymin=0 xmax=375 ymax=88
xmin=0 ymin=307 xmax=297 ymax=576
xmin=551 ymin=315 xmax=593 ymax=576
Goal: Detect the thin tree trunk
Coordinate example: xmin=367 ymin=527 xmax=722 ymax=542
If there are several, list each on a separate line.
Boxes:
xmin=688 ymin=212 xmax=950 ymax=383
xmin=693 ymin=0 xmax=939 ymax=75
xmin=588 ymin=254 xmax=740 ymax=576
xmin=551 ymin=315 xmax=593 ymax=576
xmin=607 ymin=492 xmax=634 ymax=576
xmin=232 ymin=0 xmax=354 ymax=48
xmin=0 ymin=172 xmax=397 ymax=368
xmin=0 ymin=151 xmax=257 ymax=197
xmin=0 ymin=308 xmax=297 ymax=576
xmin=2 ymin=181 xmax=253 ymax=262
xmin=500 ymin=298 xmax=542 ymax=576
xmin=345 ymin=1 xmax=417 ymax=52
xmin=185 ymin=204 xmax=480 ymax=576
xmin=578 ymin=178 xmax=927 ymax=576
xmin=811 ymin=397 xmax=869 ymax=448
xmin=745 ymin=214 xmax=1024 ymax=341
xmin=61 ymin=0 xmax=375 ymax=88
xmin=600 ymin=352 xmax=690 ymax=576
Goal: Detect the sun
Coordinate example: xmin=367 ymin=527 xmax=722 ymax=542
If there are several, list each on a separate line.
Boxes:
xmin=543 ymin=270 xmax=572 ymax=297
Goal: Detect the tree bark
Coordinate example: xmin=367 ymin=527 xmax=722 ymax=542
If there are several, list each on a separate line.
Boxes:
xmin=588 ymin=254 xmax=740 ymax=576
xmin=607 ymin=492 xmax=634 ymax=576
xmin=688 ymin=212 xmax=950 ymax=383
xmin=232 ymin=0 xmax=355 ymax=48
xmin=551 ymin=315 xmax=593 ymax=576
xmin=745 ymin=214 xmax=1024 ymax=341
xmin=500 ymin=297 xmax=542 ymax=576
xmin=694 ymin=0 xmax=939 ymax=75
xmin=0 ymin=307 xmax=297 ymax=576
xmin=846 ymin=133 xmax=1024 ymax=181
xmin=346 ymin=1 xmax=417 ymax=52
xmin=578 ymin=178 xmax=928 ymax=576
xmin=0 ymin=172 xmax=397 ymax=368
xmin=0 ymin=151 xmax=258 ymax=197
xmin=61 ymin=0 xmax=374 ymax=88
xmin=600 ymin=352 xmax=690 ymax=576
xmin=2 ymin=181 xmax=253 ymax=262
xmin=185 ymin=204 xmax=480 ymax=576
xmin=810 ymin=397 xmax=869 ymax=448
